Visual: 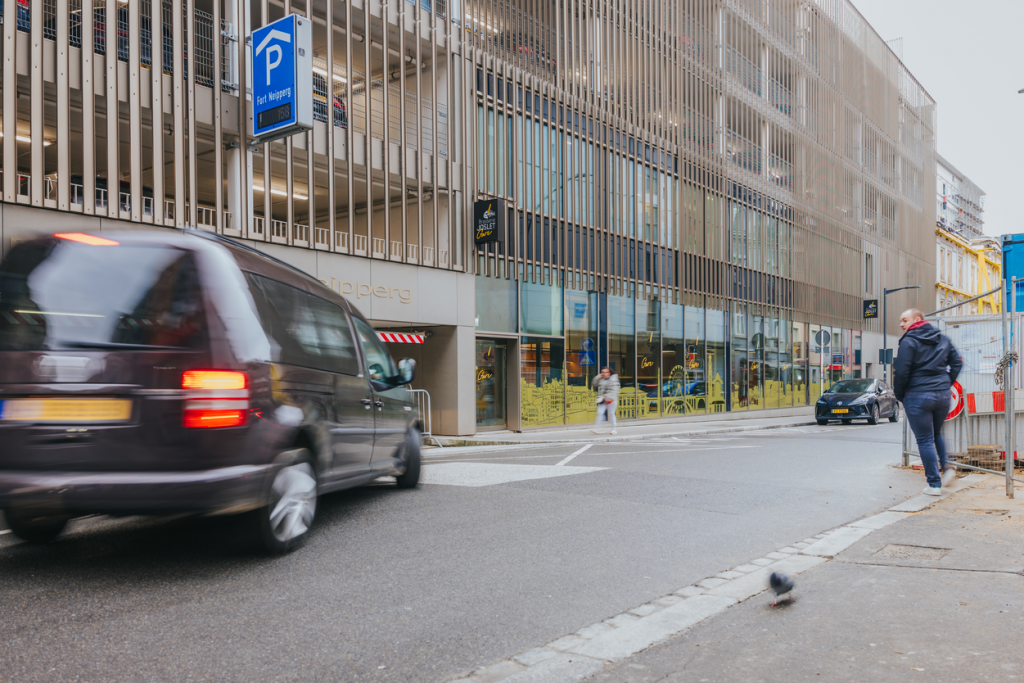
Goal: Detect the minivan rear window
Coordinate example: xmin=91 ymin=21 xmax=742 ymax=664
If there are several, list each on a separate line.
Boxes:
xmin=0 ymin=239 xmax=207 ymax=351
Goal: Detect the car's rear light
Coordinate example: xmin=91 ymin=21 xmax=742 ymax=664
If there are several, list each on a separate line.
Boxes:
xmin=54 ymin=232 xmax=119 ymax=246
xmin=182 ymin=370 xmax=249 ymax=429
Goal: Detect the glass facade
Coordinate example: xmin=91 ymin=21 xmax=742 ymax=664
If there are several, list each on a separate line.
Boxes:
xmin=467 ymin=0 xmax=936 ymax=430
xmin=476 ymin=277 xmax=867 ymax=426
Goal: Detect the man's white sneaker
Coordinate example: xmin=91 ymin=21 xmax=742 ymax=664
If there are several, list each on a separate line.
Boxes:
xmin=922 ymin=486 xmax=942 ymax=496
xmin=610 ymin=430 xmax=617 ymax=435
xmin=941 ymin=467 xmax=957 ymax=487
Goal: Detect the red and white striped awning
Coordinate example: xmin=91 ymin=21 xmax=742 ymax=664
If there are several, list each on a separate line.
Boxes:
xmin=377 ymin=332 xmax=424 ymax=344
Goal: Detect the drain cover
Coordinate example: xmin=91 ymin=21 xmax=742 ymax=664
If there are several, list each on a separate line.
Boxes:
xmin=873 ymin=544 xmax=951 ymax=561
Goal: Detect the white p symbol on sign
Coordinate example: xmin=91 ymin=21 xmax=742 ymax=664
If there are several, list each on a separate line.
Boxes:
xmin=255 ymin=28 xmax=292 ymax=87
xmin=265 ymin=45 xmax=282 ymax=85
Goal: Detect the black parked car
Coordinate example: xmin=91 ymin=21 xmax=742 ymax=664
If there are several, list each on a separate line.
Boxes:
xmin=0 ymin=230 xmax=421 ymax=553
xmin=815 ymin=378 xmax=899 ymax=426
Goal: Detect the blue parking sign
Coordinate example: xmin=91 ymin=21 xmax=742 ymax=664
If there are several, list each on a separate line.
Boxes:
xmin=252 ymin=14 xmax=313 ymax=140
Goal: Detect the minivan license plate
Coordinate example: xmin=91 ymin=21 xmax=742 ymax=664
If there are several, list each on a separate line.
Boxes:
xmin=0 ymin=398 xmax=132 ymax=423
xmin=831 ymin=408 xmax=849 ymax=414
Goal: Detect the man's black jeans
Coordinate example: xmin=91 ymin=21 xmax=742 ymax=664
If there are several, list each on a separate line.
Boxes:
xmin=902 ymin=390 xmax=949 ymax=488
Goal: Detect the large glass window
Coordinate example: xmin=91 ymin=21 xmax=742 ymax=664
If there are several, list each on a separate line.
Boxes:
xmin=520 ymin=279 xmax=563 ymax=336
xmin=731 ymin=202 xmax=745 ymax=266
xmin=661 ymin=302 xmax=685 ymax=415
xmin=476 ymin=340 xmax=507 ymax=429
xmin=487 ymin=107 xmax=496 ymax=194
xmin=749 ymin=305 xmax=765 ymax=409
xmin=749 ymin=211 xmax=761 ymax=271
xmin=764 ymin=308 xmax=781 ymax=409
xmin=731 ymin=301 xmax=749 ymax=410
xmin=685 ymin=304 xmax=707 ymax=414
xmin=608 ymin=292 xmax=636 ymax=419
xmin=520 ymin=337 xmax=564 ymax=427
xmin=707 ymin=306 xmax=727 ymax=413
xmin=792 ymin=321 xmax=807 ymax=405
xmin=517 ymin=115 xmax=524 ymax=207
xmin=565 ymin=287 xmax=599 ymax=424
xmin=636 ymin=297 xmax=661 ymax=418
xmin=475 ymin=273 xmax=518 ymax=333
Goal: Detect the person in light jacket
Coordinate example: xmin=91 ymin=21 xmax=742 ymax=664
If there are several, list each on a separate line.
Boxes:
xmin=592 ymin=366 xmax=621 ymax=435
xmin=893 ymin=308 xmax=963 ymax=496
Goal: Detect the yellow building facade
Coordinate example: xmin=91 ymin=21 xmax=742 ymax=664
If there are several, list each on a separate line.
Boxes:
xmin=935 ymin=229 xmax=1001 ymax=316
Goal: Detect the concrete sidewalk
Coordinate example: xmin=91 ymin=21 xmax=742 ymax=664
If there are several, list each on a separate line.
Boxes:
xmin=434 ymin=409 xmax=818 ymax=447
xmin=584 ymin=475 xmax=1024 ymax=682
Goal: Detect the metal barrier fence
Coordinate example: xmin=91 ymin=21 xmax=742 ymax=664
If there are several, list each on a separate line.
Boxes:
xmin=900 ymin=306 xmax=1024 ymax=488
xmin=408 ymin=389 xmax=442 ymax=447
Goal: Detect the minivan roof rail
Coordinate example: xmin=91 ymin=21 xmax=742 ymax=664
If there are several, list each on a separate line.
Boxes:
xmin=183 ymin=228 xmax=322 ymax=285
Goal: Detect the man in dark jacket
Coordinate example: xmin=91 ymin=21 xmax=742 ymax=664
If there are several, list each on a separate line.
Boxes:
xmin=893 ymin=308 xmax=963 ymax=495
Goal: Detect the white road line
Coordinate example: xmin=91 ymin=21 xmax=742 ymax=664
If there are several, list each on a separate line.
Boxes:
xmin=0 ymin=529 xmax=10 ymax=535
xmin=556 ymin=444 xmax=593 ymax=466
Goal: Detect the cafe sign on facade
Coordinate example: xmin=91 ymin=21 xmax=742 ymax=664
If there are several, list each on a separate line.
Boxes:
xmin=474 ymin=198 xmax=505 ymax=245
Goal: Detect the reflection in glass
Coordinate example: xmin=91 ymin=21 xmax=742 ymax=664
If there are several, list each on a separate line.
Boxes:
xmin=476 ymin=340 xmax=507 ymax=429
xmin=565 ymin=288 xmax=599 ymax=424
xmin=520 ymin=337 xmax=564 ymax=427
xmin=685 ymin=304 xmax=707 ymax=414
xmin=608 ymin=292 xmax=636 ymax=419
xmin=731 ymin=301 xmax=748 ymax=410
xmin=706 ymin=306 xmax=727 ymax=413
xmin=636 ymin=297 xmax=661 ymax=418
xmin=661 ymin=302 xmax=685 ymax=415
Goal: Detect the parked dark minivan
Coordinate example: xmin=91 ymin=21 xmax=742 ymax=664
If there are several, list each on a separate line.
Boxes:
xmin=0 ymin=230 xmax=421 ymax=553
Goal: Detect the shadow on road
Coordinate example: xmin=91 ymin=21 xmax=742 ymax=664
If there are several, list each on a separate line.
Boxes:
xmin=0 ymin=483 xmax=403 ymax=581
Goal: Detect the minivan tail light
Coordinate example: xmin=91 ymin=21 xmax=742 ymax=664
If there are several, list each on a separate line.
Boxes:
xmin=182 ymin=370 xmax=249 ymax=428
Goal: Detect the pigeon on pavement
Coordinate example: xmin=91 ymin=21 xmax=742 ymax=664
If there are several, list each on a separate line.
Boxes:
xmin=769 ymin=571 xmax=794 ymax=606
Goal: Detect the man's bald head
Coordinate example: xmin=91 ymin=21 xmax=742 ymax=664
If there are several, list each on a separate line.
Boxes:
xmin=899 ymin=308 xmax=925 ymax=333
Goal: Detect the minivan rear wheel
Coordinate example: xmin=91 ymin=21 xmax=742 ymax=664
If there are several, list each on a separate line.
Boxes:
xmin=5 ymin=508 xmax=70 ymax=544
xmin=255 ymin=450 xmax=318 ymax=554
xmin=395 ymin=428 xmax=421 ymax=489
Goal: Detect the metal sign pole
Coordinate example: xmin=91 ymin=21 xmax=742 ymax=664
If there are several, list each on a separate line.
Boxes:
xmin=1002 ymin=278 xmax=1013 ymax=498
xmin=1009 ymin=279 xmax=1017 ymax=499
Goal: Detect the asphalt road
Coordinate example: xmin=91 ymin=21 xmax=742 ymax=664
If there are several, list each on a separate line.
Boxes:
xmin=0 ymin=421 xmax=921 ymax=682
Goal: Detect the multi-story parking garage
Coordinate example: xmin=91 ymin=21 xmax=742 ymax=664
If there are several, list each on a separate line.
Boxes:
xmin=0 ymin=0 xmax=936 ymax=434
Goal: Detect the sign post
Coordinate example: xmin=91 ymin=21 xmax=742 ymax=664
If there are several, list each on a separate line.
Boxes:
xmin=251 ymin=15 xmax=313 ymax=144
xmin=814 ymin=329 xmax=831 ymax=398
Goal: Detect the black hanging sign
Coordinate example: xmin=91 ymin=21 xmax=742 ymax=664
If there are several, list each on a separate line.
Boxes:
xmin=474 ymin=199 xmax=505 ymax=245
xmin=863 ymin=299 xmax=879 ymax=319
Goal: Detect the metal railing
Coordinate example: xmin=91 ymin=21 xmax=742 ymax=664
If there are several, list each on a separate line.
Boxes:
xmin=314 ymin=225 xmax=329 ymax=247
xmin=252 ymin=216 xmax=265 ymax=236
xmin=408 ymin=389 xmax=441 ymax=447
xmin=271 ymin=220 xmax=288 ymax=240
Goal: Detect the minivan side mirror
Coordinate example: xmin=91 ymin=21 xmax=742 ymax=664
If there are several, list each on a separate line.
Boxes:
xmin=397 ymin=358 xmax=416 ymax=386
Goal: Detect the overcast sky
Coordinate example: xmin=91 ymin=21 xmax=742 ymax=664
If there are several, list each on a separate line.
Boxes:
xmin=850 ymin=0 xmax=1024 ymax=238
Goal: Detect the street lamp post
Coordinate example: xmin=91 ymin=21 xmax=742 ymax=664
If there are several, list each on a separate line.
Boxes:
xmin=882 ymin=285 xmax=922 ymax=384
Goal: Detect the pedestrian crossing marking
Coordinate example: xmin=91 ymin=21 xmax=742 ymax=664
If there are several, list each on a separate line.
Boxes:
xmin=421 ymin=462 xmax=606 ymax=487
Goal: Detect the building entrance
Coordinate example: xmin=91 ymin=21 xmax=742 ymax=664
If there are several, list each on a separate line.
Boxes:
xmin=476 ymin=339 xmax=508 ymax=430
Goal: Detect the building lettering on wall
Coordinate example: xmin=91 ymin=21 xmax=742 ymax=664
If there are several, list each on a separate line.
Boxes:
xmin=321 ymin=278 xmax=413 ymax=304
xmin=474 ymin=198 xmax=506 ymax=244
